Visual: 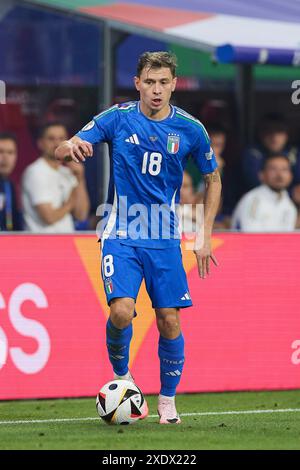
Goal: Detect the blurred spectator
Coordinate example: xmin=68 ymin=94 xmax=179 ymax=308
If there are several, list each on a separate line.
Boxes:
xmin=207 ymin=123 xmax=226 ymax=174
xmin=292 ymin=186 xmax=300 ymax=228
xmin=197 ymin=124 xmax=226 ymax=192
xmin=197 ymin=124 xmax=231 ymax=229
xmin=242 ymin=115 xmax=300 ymax=193
xmin=22 ymin=122 xmax=90 ymax=233
xmin=0 ymin=133 xmax=22 ymax=231
xmin=232 ymin=155 xmax=297 ymax=232
xmin=179 ymin=171 xmax=199 ymax=233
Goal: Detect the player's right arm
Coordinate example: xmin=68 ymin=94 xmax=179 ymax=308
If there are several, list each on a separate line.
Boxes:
xmin=54 ymin=136 xmax=93 ymax=164
xmin=55 ymin=105 xmax=119 ymax=163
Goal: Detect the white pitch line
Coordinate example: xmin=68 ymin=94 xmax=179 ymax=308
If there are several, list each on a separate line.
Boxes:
xmin=0 ymin=408 xmax=300 ymax=425
xmin=0 ymin=417 xmax=98 ymax=425
xmin=162 ymin=408 xmax=300 ymax=417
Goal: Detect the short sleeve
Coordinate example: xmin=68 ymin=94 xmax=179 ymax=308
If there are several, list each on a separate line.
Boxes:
xmin=76 ymin=105 xmax=119 ymax=144
xmin=190 ymin=124 xmax=218 ymax=175
xmin=23 ymin=167 xmax=57 ymax=206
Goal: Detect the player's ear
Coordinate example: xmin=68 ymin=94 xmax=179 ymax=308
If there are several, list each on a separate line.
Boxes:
xmin=134 ymin=76 xmax=140 ymax=91
xmin=171 ymin=77 xmax=177 ymax=92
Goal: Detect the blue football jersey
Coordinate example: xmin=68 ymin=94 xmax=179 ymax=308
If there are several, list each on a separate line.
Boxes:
xmin=76 ymin=101 xmax=218 ymax=248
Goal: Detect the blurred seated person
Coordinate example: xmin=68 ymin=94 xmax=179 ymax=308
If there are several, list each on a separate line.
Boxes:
xmin=0 ymin=133 xmax=22 ymax=231
xmin=22 ymin=122 xmax=90 ymax=233
xmin=291 ymin=177 xmax=300 ymax=223
xmin=197 ymin=124 xmax=230 ymax=229
xmin=207 ymin=123 xmax=226 ymax=174
xmin=242 ymin=115 xmax=300 ymax=195
xmin=179 ymin=171 xmax=199 ymax=233
xmin=231 ymin=155 xmax=297 ymax=232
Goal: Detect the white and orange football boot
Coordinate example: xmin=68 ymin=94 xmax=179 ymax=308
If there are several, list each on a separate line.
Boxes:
xmin=157 ymin=395 xmax=181 ymax=424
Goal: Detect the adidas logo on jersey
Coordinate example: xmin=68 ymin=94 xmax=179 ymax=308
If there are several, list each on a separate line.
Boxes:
xmin=181 ymin=292 xmax=191 ymax=301
xmin=125 ymin=134 xmax=140 ymax=145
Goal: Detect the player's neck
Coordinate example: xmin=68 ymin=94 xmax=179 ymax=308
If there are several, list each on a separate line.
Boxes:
xmin=139 ymin=101 xmax=171 ymax=121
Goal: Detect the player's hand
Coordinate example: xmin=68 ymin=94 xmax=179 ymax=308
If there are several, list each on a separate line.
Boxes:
xmin=194 ymin=241 xmax=219 ymax=279
xmin=55 ymin=137 xmax=93 ymax=164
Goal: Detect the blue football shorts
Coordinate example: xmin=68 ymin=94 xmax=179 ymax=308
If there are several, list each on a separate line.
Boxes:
xmin=100 ymin=239 xmax=193 ymax=309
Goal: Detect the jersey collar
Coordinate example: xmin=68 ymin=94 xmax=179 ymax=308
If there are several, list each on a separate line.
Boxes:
xmin=137 ymin=101 xmax=175 ymax=122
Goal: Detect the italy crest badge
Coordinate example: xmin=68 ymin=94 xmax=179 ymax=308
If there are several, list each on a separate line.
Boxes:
xmin=167 ymin=134 xmax=180 ymax=154
xmin=105 ymin=278 xmax=113 ymax=294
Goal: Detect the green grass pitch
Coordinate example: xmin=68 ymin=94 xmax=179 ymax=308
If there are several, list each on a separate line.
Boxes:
xmin=0 ymin=390 xmax=299 ymax=450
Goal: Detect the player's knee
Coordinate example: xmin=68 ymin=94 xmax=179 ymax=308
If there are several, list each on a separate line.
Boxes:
xmin=157 ymin=314 xmax=180 ymax=337
xmin=110 ymin=301 xmax=134 ymax=328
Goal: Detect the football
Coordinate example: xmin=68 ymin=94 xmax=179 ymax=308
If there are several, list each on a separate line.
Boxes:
xmin=96 ymin=380 xmax=146 ymax=425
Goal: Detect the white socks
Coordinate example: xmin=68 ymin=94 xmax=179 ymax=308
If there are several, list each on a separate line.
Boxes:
xmin=114 ymin=371 xmax=133 ymax=381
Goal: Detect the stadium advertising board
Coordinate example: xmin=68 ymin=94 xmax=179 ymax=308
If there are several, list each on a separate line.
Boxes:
xmin=0 ymin=234 xmax=299 ymax=399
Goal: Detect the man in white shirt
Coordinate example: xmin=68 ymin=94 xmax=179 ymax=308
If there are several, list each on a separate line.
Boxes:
xmin=22 ymin=122 xmax=90 ymax=233
xmin=231 ymin=154 xmax=297 ymax=232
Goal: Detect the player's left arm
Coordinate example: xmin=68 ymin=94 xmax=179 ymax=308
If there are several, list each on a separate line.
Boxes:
xmin=190 ymin=125 xmax=222 ymax=279
xmin=194 ymin=169 xmax=222 ymax=279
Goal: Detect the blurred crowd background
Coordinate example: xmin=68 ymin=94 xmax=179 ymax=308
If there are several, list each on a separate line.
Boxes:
xmin=1 ymin=0 xmax=300 ymax=233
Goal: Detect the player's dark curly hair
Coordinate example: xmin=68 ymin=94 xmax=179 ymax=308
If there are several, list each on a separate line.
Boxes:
xmin=137 ymin=51 xmax=177 ymax=78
